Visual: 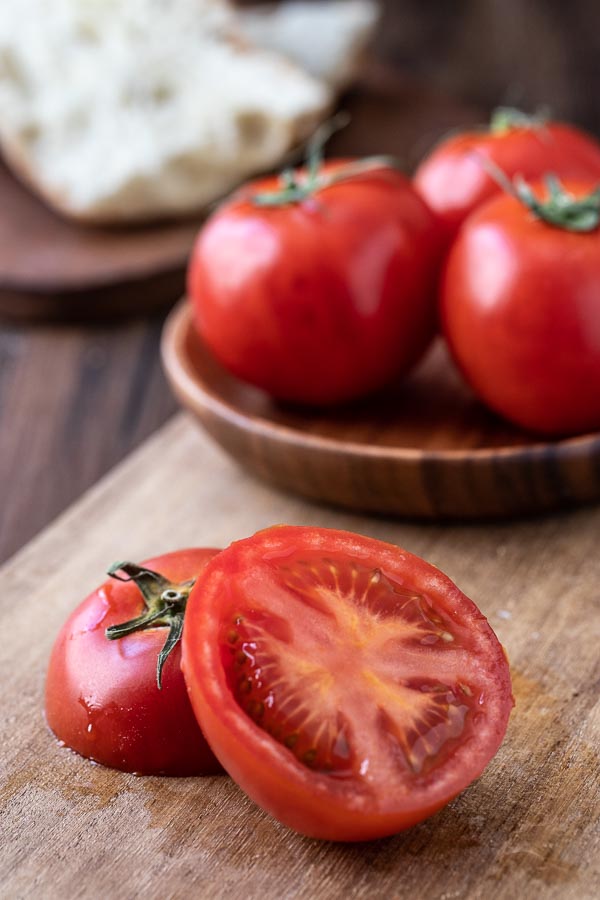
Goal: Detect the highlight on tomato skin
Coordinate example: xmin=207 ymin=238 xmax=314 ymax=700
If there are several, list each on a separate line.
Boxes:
xmin=45 ymin=548 xmax=224 ymax=777
xmin=182 ymin=526 xmax=514 ymax=841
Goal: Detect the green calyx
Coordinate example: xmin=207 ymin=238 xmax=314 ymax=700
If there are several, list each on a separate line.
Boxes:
xmin=515 ymin=175 xmax=600 ymax=232
xmin=476 ymin=154 xmax=600 ymax=233
xmin=105 ymin=561 xmax=195 ymax=689
xmin=251 ymin=112 xmax=399 ymax=208
xmin=489 ymin=105 xmax=549 ymax=136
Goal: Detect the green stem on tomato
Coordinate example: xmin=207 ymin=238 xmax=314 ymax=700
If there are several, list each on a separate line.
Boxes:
xmin=251 ymin=112 xmax=400 ymax=208
xmin=489 ymin=105 xmax=549 ymax=136
xmin=475 ymin=154 xmax=600 ymax=233
xmin=514 ymin=175 xmax=600 ymax=232
xmin=105 ymin=561 xmax=196 ymax=689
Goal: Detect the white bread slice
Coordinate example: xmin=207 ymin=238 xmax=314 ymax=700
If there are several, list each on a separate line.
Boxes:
xmin=238 ymin=0 xmax=380 ymax=92
xmin=0 ymin=0 xmax=331 ymax=223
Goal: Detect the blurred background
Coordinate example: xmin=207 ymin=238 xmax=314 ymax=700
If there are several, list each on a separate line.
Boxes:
xmin=373 ymin=0 xmax=599 ymax=133
xmin=2 ymin=0 xmax=600 ymax=564
xmin=240 ymin=0 xmax=600 ymax=130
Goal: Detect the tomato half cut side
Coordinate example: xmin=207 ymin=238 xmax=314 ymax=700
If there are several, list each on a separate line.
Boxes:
xmin=182 ymin=527 xmax=513 ymax=841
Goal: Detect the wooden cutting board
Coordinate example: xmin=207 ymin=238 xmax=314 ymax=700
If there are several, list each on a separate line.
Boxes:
xmin=1 ymin=414 xmax=598 ymax=899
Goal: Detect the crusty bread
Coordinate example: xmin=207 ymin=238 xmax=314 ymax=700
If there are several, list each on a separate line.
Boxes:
xmin=238 ymin=0 xmax=380 ymax=92
xmin=0 ymin=0 xmax=331 ymax=223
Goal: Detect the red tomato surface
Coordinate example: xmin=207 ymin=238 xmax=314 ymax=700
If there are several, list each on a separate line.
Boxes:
xmin=182 ymin=526 xmax=513 ymax=841
xmin=45 ymin=548 xmax=223 ymax=776
xmin=415 ymin=120 xmax=600 ymax=242
xmin=441 ymin=181 xmax=600 ymax=436
xmin=188 ymin=161 xmax=444 ymax=406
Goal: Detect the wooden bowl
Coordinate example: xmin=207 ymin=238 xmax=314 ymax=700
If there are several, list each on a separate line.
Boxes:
xmin=161 ymin=300 xmax=600 ymax=520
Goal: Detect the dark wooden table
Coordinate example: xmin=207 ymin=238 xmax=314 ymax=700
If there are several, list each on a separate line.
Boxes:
xmin=1 ymin=0 xmax=598 ymax=564
xmin=0 ymin=315 xmax=177 ymax=561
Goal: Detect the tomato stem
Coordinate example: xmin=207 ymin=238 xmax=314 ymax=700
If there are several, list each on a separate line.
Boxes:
xmin=515 ymin=175 xmax=600 ymax=232
xmin=105 ymin=562 xmax=195 ymax=689
xmin=476 ymin=156 xmax=600 ymax=233
xmin=251 ymin=112 xmax=400 ymax=208
xmin=489 ymin=105 xmax=549 ymax=135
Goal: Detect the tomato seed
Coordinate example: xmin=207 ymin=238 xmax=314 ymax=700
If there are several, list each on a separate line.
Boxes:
xmin=248 ymin=701 xmax=264 ymax=720
xmin=239 ymin=678 xmax=253 ymax=694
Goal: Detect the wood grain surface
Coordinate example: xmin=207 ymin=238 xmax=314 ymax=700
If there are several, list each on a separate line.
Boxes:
xmin=0 ymin=160 xmax=203 ymax=322
xmin=162 ymin=301 xmax=600 ymax=520
xmin=0 ymin=316 xmax=177 ymax=564
xmin=1 ymin=415 xmax=598 ymax=900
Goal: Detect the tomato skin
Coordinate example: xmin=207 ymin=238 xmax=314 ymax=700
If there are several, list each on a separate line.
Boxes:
xmin=45 ymin=548 xmax=223 ymax=776
xmin=441 ymin=181 xmax=600 ymax=436
xmin=188 ymin=161 xmax=444 ymax=406
xmin=415 ymin=123 xmax=600 ymax=242
xmin=182 ymin=526 xmax=513 ymax=841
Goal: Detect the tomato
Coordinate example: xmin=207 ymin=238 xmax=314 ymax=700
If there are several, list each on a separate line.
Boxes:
xmin=182 ymin=526 xmax=513 ymax=841
xmin=45 ymin=548 xmax=223 ymax=776
xmin=415 ymin=108 xmax=600 ymax=243
xmin=441 ymin=178 xmax=600 ymax=436
xmin=188 ymin=158 xmax=444 ymax=406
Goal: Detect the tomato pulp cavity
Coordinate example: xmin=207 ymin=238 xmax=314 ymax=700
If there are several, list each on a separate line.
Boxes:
xmin=46 ymin=548 xmax=223 ymax=776
xmin=183 ymin=527 xmax=513 ymax=840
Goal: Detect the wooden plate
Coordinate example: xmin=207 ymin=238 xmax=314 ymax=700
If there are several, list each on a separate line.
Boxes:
xmin=0 ymin=67 xmax=479 ymax=321
xmin=0 ymin=158 xmax=203 ymax=321
xmin=161 ymin=300 xmax=600 ymax=520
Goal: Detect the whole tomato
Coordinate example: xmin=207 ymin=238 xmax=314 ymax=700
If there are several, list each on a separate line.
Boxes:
xmin=182 ymin=526 xmax=513 ymax=841
xmin=415 ymin=108 xmax=600 ymax=242
xmin=45 ymin=548 xmax=223 ymax=776
xmin=188 ymin=158 xmax=444 ymax=406
xmin=442 ymin=178 xmax=600 ymax=436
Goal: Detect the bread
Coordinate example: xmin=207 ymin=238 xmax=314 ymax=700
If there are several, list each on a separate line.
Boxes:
xmin=0 ymin=0 xmax=331 ymax=223
xmin=238 ymin=0 xmax=380 ymax=92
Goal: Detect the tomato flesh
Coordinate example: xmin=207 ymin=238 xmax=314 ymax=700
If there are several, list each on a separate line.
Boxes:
xmin=183 ymin=528 xmax=513 ymax=840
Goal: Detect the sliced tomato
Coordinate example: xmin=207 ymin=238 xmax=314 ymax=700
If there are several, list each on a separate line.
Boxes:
xmin=182 ymin=527 xmax=513 ymax=840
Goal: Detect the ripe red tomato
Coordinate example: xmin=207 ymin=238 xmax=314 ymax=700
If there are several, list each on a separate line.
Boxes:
xmin=45 ymin=548 xmax=223 ymax=776
xmin=188 ymin=160 xmax=444 ymax=405
xmin=442 ymin=179 xmax=600 ymax=436
xmin=415 ymin=110 xmax=600 ymax=242
xmin=182 ymin=526 xmax=513 ymax=840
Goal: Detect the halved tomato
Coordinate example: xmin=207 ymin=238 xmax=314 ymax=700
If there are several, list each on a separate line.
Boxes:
xmin=182 ymin=527 xmax=513 ymax=840
xmin=46 ymin=548 xmax=223 ymax=776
